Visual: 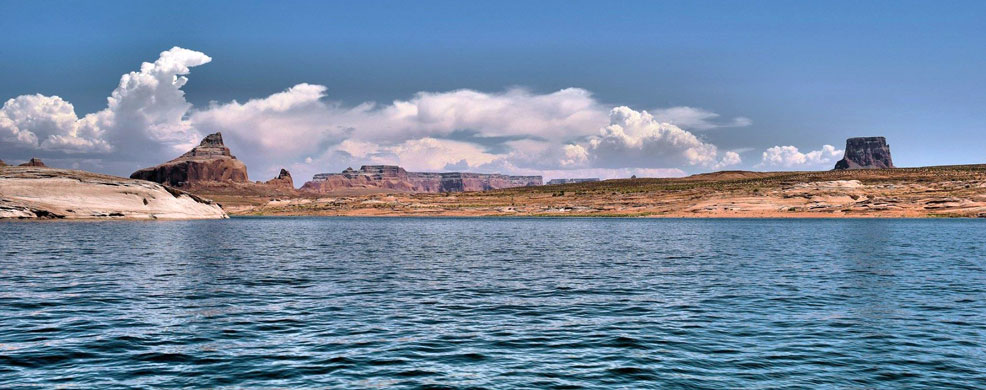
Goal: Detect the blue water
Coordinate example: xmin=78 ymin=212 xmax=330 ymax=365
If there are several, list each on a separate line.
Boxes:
xmin=1 ymin=218 xmax=985 ymax=388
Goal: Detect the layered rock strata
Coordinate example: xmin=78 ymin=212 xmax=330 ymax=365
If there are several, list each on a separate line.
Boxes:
xmin=1 ymin=166 xmax=227 ymax=219
xmin=834 ymin=137 xmax=895 ymax=170
xmin=131 ymin=132 xmax=249 ymax=186
xmin=301 ymin=165 xmax=542 ymax=193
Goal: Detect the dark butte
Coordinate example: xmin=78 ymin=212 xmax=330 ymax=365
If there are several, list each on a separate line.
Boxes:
xmin=834 ymin=137 xmax=895 ymax=170
xmin=18 ymin=158 xmax=46 ymax=167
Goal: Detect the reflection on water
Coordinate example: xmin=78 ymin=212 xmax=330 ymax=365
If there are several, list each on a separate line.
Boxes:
xmin=1 ymin=217 xmax=985 ymax=388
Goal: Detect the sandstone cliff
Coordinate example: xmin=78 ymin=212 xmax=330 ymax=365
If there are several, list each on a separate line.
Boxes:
xmin=0 ymin=160 xmax=6 ymax=167
xmin=834 ymin=137 xmax=895 ymax=170
xmin=301 ymin=165 xmax=542 ymax=194
xmin=0 ymin=166 xmax=227 ymax=219
xmin=131 ymin=132 xmax=249 ymax=186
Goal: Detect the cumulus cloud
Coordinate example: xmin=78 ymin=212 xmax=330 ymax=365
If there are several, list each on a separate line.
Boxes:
xmin=0 ymin=94 xmax=109 ymax=152
xmin=560 ymin=107 xmax=741 ymax=171
xmin=190 ymin=82 xmax=744 ymax=181
xmin=190 ymin=86 xmax=607 ymax=167
xmin=757 ymin=144 xmax=843 ymax=169
xmin=0 ymin=47 xmax=210 ymax=163
xmin=2 ymin=46 xmax=751 ymax=182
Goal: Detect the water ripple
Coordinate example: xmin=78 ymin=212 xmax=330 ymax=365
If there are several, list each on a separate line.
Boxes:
xmin=1 ymin=217 xmax=985 ymax=388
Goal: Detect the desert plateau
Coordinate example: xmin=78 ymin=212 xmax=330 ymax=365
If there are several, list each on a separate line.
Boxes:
xmin=216 ymin=165 xmax=986 ymax=218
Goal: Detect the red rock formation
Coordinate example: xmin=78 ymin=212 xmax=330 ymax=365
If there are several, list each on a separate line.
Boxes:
xmin=130 ymin=132 xmax=249 ymax=187
xmin=18 ymin=158 xmax=46 ymax=167
xmin=301 ymin=165 xmax=542 ymax=193
xmin=263 ymin=169 xmax=294 ymax=189
xmin=0 ymin=159 xmax=6 ymax=167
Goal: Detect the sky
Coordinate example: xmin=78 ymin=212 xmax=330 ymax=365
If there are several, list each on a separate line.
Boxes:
xmin=1 ymin=0 xmax=984 ymax=184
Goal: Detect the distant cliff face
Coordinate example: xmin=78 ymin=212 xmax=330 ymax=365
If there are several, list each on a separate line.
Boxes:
xmin=834 ymin=137 xmax=895 ymax=170
xmin=301 ymin=165 xmax=542 ymax=193
xmin=547 ymin=178 xmax=600 ymax=185
xmin=130 ymin=132 xmax=250 ymax=187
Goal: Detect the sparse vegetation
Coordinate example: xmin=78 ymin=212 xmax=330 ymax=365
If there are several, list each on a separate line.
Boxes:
xmin=196 ymin=165 xmax=986 ymax=218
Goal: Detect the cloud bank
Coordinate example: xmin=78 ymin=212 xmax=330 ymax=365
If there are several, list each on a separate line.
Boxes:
xmin=1 ymin=47 xmax=750 ymax=183
xmin=757 ymin=144 xmax=843 ymax=169
xmin=1 ymin=47 xmax=210 ymax=162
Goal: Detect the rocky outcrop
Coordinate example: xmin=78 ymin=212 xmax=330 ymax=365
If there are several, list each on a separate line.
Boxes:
xmin=0 ymin=160 xmax=6 ymax=167
xmin=834 ymin=137 xmax=895 ymax=170
xmin=18 ymin=158 xmax=46 ymax=167
xmin=263 ymin=169 xmax=294 ymax=189
xmin=301 ymin=165 xmax=542 ymax=194
xmin=1 ymin=166 xmax=226 ymax=219
xmin=547 ymin=178 xmax=600 ymax=185
xmin=131 ymin=132 xmax=249 ymax=187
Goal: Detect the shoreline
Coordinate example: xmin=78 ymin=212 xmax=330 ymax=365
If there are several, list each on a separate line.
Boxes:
xmin=212 ymin=164 xmax=986 ymax=219
xmin=6 ymin=164 xmax=986 ymax=220
xmin=226 ymin=212 xmax=981 ymax=219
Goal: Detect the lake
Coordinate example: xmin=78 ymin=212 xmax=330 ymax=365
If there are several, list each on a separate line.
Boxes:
xmin=1 ymin=217 xmax=984 ymax=388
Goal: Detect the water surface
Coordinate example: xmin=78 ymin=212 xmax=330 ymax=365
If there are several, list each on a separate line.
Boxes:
xmin=1 ymin=218 xmax=984 ymax=388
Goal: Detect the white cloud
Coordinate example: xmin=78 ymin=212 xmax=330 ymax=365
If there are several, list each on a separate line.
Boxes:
xmin=2 ymin=46 xmax=751 ymax=183
xmin=715 ymin=151 xmax=742 ymax=169
xmin=448 ymin=158 xmax=687 ymax=181
xmin=323 ymin=137 xmax=499 ymax=171
xmin=1 ymin=47 xmax=210 ymax=161
xmin=560 ymin=144 xmax=590 ymax=167
xmin=190 ymin=83 xmax=747 ymax=181
xmin=101 ymin=46 xmax=212 ymax=156
xmin=562 ymin=106 xmax=742 ymax=170
xmin=191 ymin=85 xmax=607 ymax=161
xmin=542 ymin=167 xmax=687 ymax=181
xmin=649 ymin=106 xmax=752 ymax=130
xmin=0 ymin=94 xmax=109 ymax=152
xmin=757 ymin=144 xmax=843 ymax=169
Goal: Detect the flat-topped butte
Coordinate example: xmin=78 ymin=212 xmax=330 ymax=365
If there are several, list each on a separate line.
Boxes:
xmin=302 ymin=165 xmax=542 ymax=193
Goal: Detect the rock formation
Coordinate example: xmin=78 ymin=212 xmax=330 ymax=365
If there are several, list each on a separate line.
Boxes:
xmin=1 ymin=166 xmax=226 ymax=219
xmin=263 ymin=169 xmax=294 ymax=189
xmin=131 ymin=132 xmax=249 ymax=187
xmin=0 ymin=159 xmax=6 ymax=167
xmin=18 ymin=158 xmax=46 ymax=167
xmin=834 ymin=137 xmax=895 ymax=170
xmin=301 ymin=165 xmax=542 ymax=194
xmin=547 ymin=178 xmax=600 ymax=185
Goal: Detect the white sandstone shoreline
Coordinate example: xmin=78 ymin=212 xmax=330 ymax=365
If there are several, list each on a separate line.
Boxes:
xmin=0 ymin=166 xmax=227 ymax=220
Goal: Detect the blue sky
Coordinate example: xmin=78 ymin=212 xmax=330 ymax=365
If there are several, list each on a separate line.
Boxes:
xmin=1 ymin=1 xmax=984 ymax=182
